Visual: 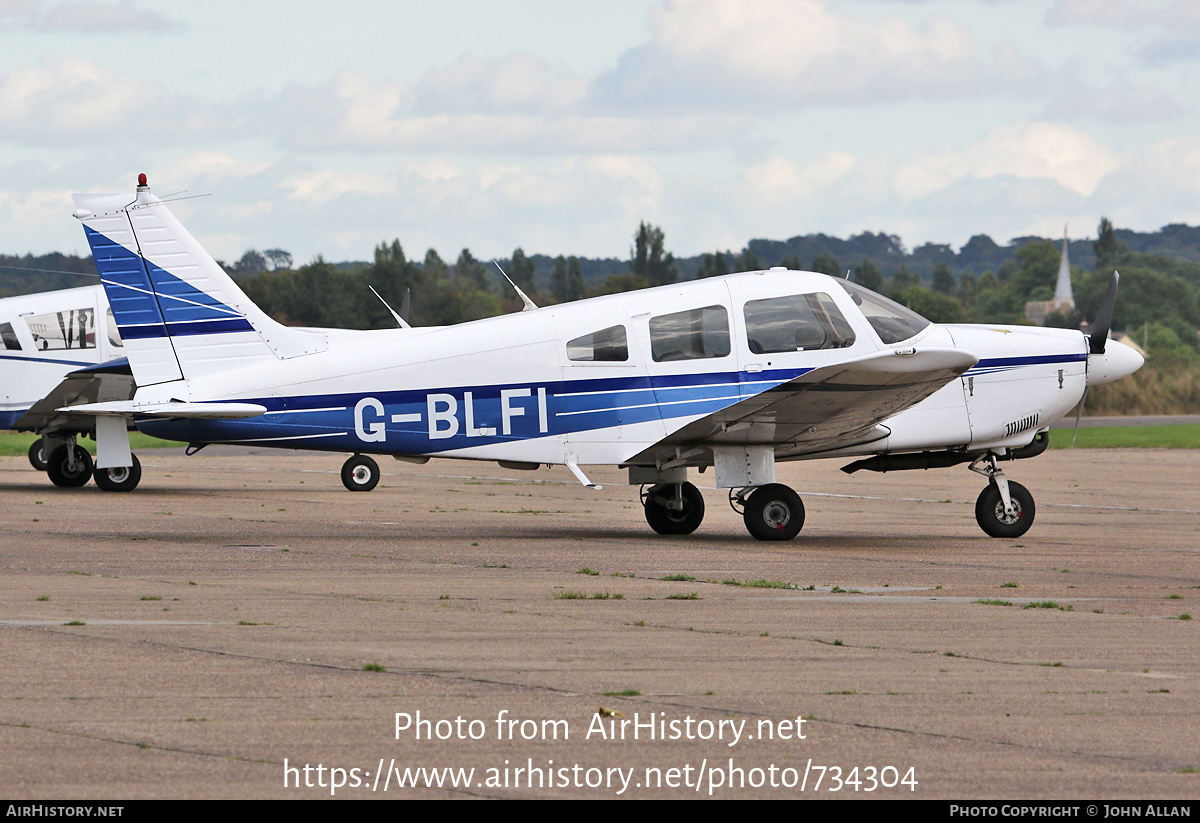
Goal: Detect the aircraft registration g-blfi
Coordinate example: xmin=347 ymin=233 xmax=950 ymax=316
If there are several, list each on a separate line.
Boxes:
xmin=54 ymin=175 xmax=1143 ymax=540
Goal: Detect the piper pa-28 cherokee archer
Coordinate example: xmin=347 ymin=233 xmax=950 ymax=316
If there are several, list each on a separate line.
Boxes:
xmin=55 ymin=176 xmax=1143 ymax=540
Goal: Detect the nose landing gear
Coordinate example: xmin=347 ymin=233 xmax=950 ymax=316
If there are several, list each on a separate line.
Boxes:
xmin=970 ymin=453 xmax=1035 ymax=538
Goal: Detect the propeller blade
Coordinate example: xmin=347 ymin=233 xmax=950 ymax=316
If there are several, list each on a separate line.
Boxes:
xmin=1089 ymin=271 xmax=1119 ymax=355
xmin=400 ymin=288 xmax=411 ymax=324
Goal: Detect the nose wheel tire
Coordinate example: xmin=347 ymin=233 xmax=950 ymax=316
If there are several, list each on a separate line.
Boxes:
xmin=341 ymin=454 xmax=381 ymax=492
xmin=46 ymin=444 xmax=93 ymax=488
xmin=93 ymin=454 xmax=142 ymax=492
xmin=28 ymin=440 xmax=48 ymax=472
xmin=643 ymin=482 xmax=705 ymax=535
xmin=975 ymin=481 xmax=1035 ymax=538
xmin=743 ymin=483 xmax=805 ymax=541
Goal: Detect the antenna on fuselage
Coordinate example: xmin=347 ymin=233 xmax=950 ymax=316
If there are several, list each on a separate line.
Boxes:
xmin=369 ymin=285 xmax=412 ymax=329
xmin=493 ymin=261 xmax=539 ymax=311
xmin=844 ymin=269 xmax=851 ymax=279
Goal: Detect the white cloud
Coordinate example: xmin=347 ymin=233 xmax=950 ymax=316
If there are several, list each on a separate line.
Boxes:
xmin=1047 ymin=0 xmax=1200 ymax=28
xmin=741 ymin=152 xmax=856 ymax=205
xmin=0 ymin=57 xmax=156 ymax=129
xmin=593 ymin=0 xmax=1041 ymax=109
xmin=893 ymin=122 xmax=1119 ymax=200
xmin=0 ymin=57 xmax=213 ymax=145
xmin=35 ymin=0 xmax=179 ymax=32
xmin=279 ymin=169 xmax=396 ymax=203
xmin=415 ymin=53 xmax=588 ymax=114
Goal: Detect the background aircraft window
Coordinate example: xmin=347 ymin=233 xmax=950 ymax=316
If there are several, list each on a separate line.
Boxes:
xmin=743 ymin=293 xmax=855 ymax=353
xmin=23 ymin=308 xmax=96 ymax=350
xmin=567 ymin=325 xmax=628 ymax=361
xmin=1 ymin=322 xmax=21 ymax=350
xmin=105 ymin=308 xmax=124 ymax=348
xmin=837 ymin=280 xmax=931 ymax=344
xmin=650 ymin=305 xmax=730 ymax=362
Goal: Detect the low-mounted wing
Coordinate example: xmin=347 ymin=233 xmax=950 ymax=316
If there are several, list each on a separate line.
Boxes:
xmin=55 ymin=400 xmax=267 ymax=419
xmin=14 ymin=358 xmax=135 ymax=433
xmin=625 ymin=347 xmax=978 ymax=466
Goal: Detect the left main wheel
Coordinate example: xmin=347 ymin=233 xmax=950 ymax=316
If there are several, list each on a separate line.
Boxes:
xmin=341 ymin=454 xmax=381 ymax=492
xmin=743 ymin=483 xmax=805 ymax=541
xmin=643 ymin=482 xmax=705 ymax=535
xmin=93 ymin=453 xmax=142 ymax=492
xmin=28 ymin=439 xmax=48 ymax=471
xmin=975 ymin=480 xmax=1035 ymax=538
xmin=46 ymin=444 xmax=93 ymax=488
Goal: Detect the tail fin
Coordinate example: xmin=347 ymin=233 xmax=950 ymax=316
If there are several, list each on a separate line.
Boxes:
xmin=72 ymin=177 xmax=326 ymax=388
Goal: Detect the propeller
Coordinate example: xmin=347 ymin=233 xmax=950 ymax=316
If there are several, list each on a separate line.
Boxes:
xmin=1074 ymin=270 xmax=1120 ymax=444
xmin=1089 ymin=271 xmax=1119 ymax=355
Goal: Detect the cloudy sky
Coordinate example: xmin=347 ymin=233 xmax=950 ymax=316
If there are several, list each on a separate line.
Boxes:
xmin=2 ymin=0 xmax=1199 ymax=265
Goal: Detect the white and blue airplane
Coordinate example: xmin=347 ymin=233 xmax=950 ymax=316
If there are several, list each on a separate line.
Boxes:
xmin=53 ymin=175 xmax=1143 ymax=540
xmin=1 ymin=284 xmax=136 ymax=478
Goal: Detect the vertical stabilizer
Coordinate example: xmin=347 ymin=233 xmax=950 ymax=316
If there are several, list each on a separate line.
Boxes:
xmin=73 ymin=177 xmax=326 ymax=388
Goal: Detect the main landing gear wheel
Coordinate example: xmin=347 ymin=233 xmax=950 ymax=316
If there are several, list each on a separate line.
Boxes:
xmin=643 ymin=482 xmax=705 ymax=535
xmin=93 ymin=454 xmax=142 ymax=492
xmin=743 ymin=483 xmax=805 ymax=541
xmin=975 ymin=480 xmax=1035 ymax=538
xmin=46 ymin=444 xmax=93 ymax=488
xmin=28 ymin=440 xmax=47 ymax=471
xmin=341 ymin=454 xmax=381 ymax=492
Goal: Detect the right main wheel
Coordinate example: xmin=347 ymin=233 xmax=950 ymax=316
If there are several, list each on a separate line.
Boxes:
xmin=743 ymin=483 xmax=805 ymax=541
xmin=46 ymin=444 xmax=93 ymax=488
xmin=341 ymin=454 xmax=381 ymax=492
xmin=975 ymin=480 xmax=1035 ymax=538
xmin=93 ymin=454 xmax=142 ymax=492
xmin=643 ymin=482 xmax=705 ymax=535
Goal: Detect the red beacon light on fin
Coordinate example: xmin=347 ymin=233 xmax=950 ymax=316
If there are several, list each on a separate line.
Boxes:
xmin=137 ymin=173 xmax=148 ymax=188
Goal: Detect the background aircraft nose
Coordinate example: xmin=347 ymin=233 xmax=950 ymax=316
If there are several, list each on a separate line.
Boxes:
xmin=1088 ymin=338 xmax=1144 ymax=386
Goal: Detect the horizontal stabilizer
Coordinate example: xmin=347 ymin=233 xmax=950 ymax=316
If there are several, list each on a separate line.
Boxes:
xmin=56 ymin=400 xmax=267 ymax=419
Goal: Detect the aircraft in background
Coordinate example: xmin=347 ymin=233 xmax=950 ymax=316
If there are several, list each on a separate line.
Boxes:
xmin=0 ymin=284 xmax=139 ymax=485
xmin=3 ymin=285 xmax=400 ymax=494
xmin=56 ymin=176 xmax=1142 ymax=539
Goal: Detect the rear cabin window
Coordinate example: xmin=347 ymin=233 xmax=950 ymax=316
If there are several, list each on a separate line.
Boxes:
xmin=649 ymin=305 xmax=731 ymax=362
xmin=743 ymin=293 xmax=855 ymax=354
xmin=567 ymin=325 xmax=628 ymax=362
xmin=23 ymin=308 xmax=96 ymax=351
xmin=1 ymin=322 xmax=20 ymax=350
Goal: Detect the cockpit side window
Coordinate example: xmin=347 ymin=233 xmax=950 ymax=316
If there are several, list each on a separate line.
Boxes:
xmin=743 ymin=293 xmax=855 ymax=354
xmin=1 ymin=322 xmax=21 ymax=351
xmin=649 ymin=305 xmax=731 ymax=362
xmin=837 ymin=280 xmax=931 ymax=344
xmin=567 ymin=325 xmax=628 ymax=362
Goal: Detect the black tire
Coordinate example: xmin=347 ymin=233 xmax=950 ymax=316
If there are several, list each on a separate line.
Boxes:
xmin=341 ymin=454 xmax=380 ymax=492
xmin=28 ymin=440 xmax=48 ymax=471
xmin=93 ymin=454 xmax=142 ymax=492
xmin=46 ymin=444 xmax=93 ymax=488
xmin=644 ymin=482 xmax=705 ymax=535
xmin=743 ymin=483 xmax=805 ymax=541
xmin=975 ymin=480 xmax=1035 ymax=538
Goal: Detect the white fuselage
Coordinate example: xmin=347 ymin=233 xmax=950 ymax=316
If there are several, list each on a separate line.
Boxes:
xmin=130 ymin=270 xmax=1127 ymax=475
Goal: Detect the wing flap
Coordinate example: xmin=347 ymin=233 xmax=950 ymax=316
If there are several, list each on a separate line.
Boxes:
xmin=626 ymin=347 xmax=978 ymax=465
xmin=55 ymin=400 xmax=267 ymax=419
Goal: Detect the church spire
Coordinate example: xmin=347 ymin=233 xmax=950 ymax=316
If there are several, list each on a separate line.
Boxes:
xmin=1054 ymin=223 xmax=1074 ymax=309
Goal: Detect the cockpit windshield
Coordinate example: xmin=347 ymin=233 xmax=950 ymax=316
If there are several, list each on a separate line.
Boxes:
xmin=836 ymin=280 xmax=932 ymax=345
